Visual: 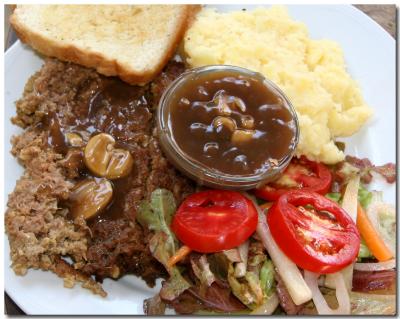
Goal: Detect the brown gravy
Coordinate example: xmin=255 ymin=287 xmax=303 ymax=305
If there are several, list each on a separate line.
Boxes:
xmin=47 ymin=78 xmax=152 ymax=222
xmin=168 ymin=70 xmax=297 ymax=176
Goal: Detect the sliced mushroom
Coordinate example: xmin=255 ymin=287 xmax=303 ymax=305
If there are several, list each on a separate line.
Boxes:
xmin=214 ymin=91 xmax=232 ymax=116
xmin=180 ymin=97 xmax=190 ymax=105
xmin=240 ymin=115 xmax=255 ymax=130
xmin=65 ymin=132 xmax=84 ymax=147
xmin=212 ymin=116 xmax=237 ymax=132
xmin=231 ymin=129 xmax=255 ymax=144
xmin=68 ymin=178 xmax=113 ymax=220
xmin=233 ymin=97 xmax=246 ymax=112
xmin=84 ymin=133 xmax=133 ymax=179
xmin=106 ymin=149 xmax=134 ymax=179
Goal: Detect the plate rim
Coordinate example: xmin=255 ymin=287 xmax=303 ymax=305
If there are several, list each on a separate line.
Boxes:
xmin=4 ymin=4 xmax=396 ymax=315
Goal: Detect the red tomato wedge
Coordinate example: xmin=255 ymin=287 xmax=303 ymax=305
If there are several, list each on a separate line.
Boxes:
xmin=267 ymin=190 xmax=360 ymax=274
xmin=254 ymin=156 xmax=332 ymax=201
xmin=172 ymin=190 xmax=258 ymax=253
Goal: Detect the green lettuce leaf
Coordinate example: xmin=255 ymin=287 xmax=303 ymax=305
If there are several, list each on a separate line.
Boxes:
xmin=357 ymin=238 xmax=373 ymax=261
xmin=137 ymin=189 xmax=179 ymax=268
xmin=137 ymin=189 xmax=191 ymax=301
xmin=208 ymin=253 xmax=231 ymax=281
xmin=227 ymin=241 xmax=275 ymax=310
xmin=358 ymin=185 xmax=372 ymax=209
xmin=228 ymin=263 xmax=259 ymax=308
xmin=191 ymin=255 xmax=215 ymax=287
xmin=259 ymin=259 xmax=275 ymax=297
xmin=143 ymin=294 xmax=166 ymax=315
xmin=160 ymin=268 xmax=191 ymax=301
xmin=149 ymin=232 xmax=175 ymax=272
xmin=136 ymin=189 xmax=177 ymax=247
xmin=325 ymin=192 xmax=341 ymax=203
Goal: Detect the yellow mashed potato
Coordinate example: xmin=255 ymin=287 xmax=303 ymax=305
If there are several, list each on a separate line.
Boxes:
xmin=184 ymin=6 xmax=372 ymax=164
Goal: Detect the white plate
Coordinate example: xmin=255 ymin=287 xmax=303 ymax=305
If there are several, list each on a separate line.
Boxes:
xmin=4 ymin=5 xmax=395 ymax=315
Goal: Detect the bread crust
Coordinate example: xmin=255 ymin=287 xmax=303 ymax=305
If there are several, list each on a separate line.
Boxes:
xmin=10 ymin=5 xmax=201 ymax=85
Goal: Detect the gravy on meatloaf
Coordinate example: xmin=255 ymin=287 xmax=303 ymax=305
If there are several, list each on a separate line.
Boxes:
xmin=6 ymin=59 xmax=194 ymax=292
xmin=48 ymin=77 xmax=153 ymax=222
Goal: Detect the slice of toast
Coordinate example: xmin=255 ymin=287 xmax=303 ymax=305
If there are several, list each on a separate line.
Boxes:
xmin=10 ymin=5 xmax=199 ymax=85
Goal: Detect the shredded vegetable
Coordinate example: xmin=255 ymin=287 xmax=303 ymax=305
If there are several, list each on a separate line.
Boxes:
xmin=259 ymin=260 xmax=275 ymax=297
xmin=167 ymin=245 xmax=192 ymax=268
xmin=223 ymin=249 xmax=242 ymax=262
xmin=325 ymin=192 xmax=341 ymax=203
xmin=250 ymin=293 xmax=280 ymax=315
xmin=250 ymin=196 xmax=312 ymax=305
xmin=357 ymin=239 xmax=373 ymax=260
xmin=304 ymin=271 xmax=350 ymax=315
xmin=340 ymin=175 xmax=360 ymax=222
xmin=356 ymin=204 xmax=393 ymax=261
xmin=228 ymin=264 xmax=260 ymax=308
xmin=354 ymin=259 xmax=395 ymax=272
xmin=190 ymin=254 xmax=216 ymax=287
xmin=259 ymin=202 xmax=273 ymax=211
xmin=301 ymin=289 xmax=396 ymax=315
xmin=358 ymin=185 xmax=372 ymax=208
xmin=325 ymin=175 xmax=359 ymax=290
xmin=138 ymin=189 xmax=191 ymax=303
xmin=365 ymin=193 xmax=396 ymax=256
xmin=350 ymin=292 xmax=395 ymax=315
xmin=234 ymin=241 xmax=249 ymax=278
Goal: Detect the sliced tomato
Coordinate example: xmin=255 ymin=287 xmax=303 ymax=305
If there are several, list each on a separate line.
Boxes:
xmin=255 ymin=156 xmax=332 ymax=201
xmin=171 ymin=190 xmax=258 ymax=253
xmin=267 ymin=190 xmax=360 ymax=274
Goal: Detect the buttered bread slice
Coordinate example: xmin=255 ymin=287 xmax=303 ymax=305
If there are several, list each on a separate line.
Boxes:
xmin=10 ymin=5 xmax=198 ymax=85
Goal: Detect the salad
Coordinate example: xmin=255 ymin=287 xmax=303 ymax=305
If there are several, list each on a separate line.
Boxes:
xmin=139 ymin=155 xmax=396 ymax=315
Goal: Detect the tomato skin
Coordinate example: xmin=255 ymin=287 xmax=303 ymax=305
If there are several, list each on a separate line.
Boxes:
xmin=172 ymin=190 xmax=258 ymax=253
xmin=267 ymin=190 xmax=360 ymax=274
xmin=255 ymin=156 xmax=332 ymax=201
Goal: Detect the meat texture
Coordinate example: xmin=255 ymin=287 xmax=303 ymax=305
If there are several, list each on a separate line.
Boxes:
xmin=5 ymin=58 xmax=193 ymax=295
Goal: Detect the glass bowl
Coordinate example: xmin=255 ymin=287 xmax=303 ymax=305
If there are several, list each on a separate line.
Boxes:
xmin=156 ymin=65 xmax=299 ymax=190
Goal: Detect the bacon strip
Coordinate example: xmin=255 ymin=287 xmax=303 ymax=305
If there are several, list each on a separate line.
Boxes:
xmin=335 ymin=156 xmax=396 ymax=185
xmin=352 ymin=269 xmax=396 ymax=294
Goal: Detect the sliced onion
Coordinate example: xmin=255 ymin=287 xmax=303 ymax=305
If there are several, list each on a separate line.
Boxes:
xmin=325 ymin=176 xmax=360 ymax=291
xmin=246 ymin=194 xmax=312 ymax=305
xmin=354 ymin=259 xmax=395 ymax=272
xmin=352 ymin=269 xmax=396 ymax=294
xmin=250 ymin=293 xmax=280 ymax=315
xmin=234 ymin=241 xmax=249 ymax=278
xmin=341 ymin=175 xmax=360 ymax=222
xmin=304 ymin=271 xmax=350 ymax=315
xmin=223 ymin=249 xmax=242 ymax=263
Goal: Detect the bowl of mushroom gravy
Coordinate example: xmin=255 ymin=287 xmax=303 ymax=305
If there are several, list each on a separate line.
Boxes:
xmin=157 ymin=65 xmax=299 ymax=189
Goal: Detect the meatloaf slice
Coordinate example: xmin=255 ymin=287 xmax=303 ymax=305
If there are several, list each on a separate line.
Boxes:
xmin=6 ymin=58 xmax=194 ymax=294
xmin=6 ymin=127 xmax=105 ymax=296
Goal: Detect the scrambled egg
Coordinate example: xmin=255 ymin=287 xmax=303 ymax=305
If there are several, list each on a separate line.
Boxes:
xmin=184 ymin=6 xmax=372 ymax=164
